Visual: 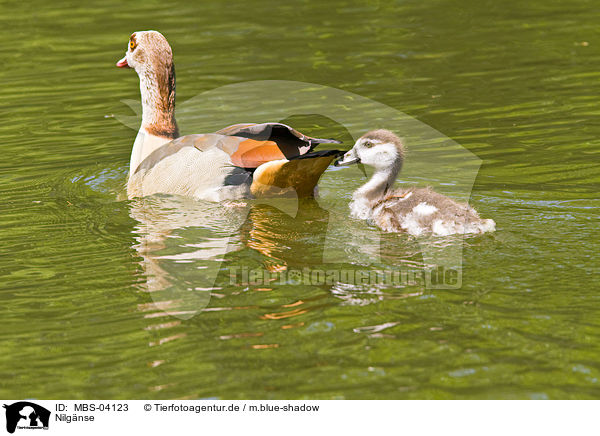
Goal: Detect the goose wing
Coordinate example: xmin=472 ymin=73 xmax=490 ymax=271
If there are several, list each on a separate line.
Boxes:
xmin=215 ymin=122 xmax=340 ymax=168
xmin=134 ymin=125 xmax=341 ymax=175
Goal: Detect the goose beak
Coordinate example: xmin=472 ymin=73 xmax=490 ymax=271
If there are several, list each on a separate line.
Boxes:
xmin=116 ymin=56 xmax=130 ymax=68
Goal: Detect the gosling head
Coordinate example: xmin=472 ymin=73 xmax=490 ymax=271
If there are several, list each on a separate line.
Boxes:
xmin=335 ymin=129 xmax=404 ymax=171
xmin=116 ymin=30 xmax=174 ymax=76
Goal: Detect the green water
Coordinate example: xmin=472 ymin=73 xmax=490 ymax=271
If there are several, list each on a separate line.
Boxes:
xmin=1 ymin=0 xmax=599 ymax=399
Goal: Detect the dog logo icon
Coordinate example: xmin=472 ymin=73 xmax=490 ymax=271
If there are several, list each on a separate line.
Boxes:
xmin=3 ymin=402 xmax=50 ymax=434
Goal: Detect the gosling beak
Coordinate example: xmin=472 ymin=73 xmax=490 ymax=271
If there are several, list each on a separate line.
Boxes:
xmin=116 ymin=56 xmax=129 ymax=68
xmin=334 ymin=150 xmax=360 ymax=166
xmin=334 ymin=157 xmax=360 ymax=166
xmin=334 ymin=150 xmax=367 ymax=176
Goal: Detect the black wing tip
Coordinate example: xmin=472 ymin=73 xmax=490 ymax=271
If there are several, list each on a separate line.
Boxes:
xmin=291 ymin=149 xmax=344 ymax=160
xmin=256 ymin=123 xmax=342 ymax=144
xmin=216 ymin=122 xmax=343 ymax=145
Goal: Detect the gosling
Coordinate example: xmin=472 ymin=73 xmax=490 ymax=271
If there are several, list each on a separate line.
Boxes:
xmin=335 ymin=129 xmax=495 ymax=236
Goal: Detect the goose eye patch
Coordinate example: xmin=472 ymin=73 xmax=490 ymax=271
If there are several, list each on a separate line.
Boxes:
xmin=129 ymin=34 xmax=137 ymax=51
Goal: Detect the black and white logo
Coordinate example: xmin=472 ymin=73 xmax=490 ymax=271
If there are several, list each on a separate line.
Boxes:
xmin=3 ymin=402 xmax=50 ymax=434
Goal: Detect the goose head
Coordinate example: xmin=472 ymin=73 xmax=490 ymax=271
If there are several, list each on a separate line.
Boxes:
xmin=116 ymin=31 xmax=178 ymax=138
xmin=336 ymin=129 xmax=404 ymax=171
xmin=116 ymin=31 xmax=173 ymax=76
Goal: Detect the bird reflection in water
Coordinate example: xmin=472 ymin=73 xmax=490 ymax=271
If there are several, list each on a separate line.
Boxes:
xmin=129 ymin=195 xmax=333 ymax=321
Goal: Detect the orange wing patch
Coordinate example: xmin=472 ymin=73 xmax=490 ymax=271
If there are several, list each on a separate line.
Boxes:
xmin=250 ymin=155 xmax=337 ymax=198
xmin=229 ymin=139 xmax=289 ymax=168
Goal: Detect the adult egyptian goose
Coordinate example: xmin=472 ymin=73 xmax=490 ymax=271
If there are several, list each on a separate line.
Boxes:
xmin=335 ymin=130 xmax=496 ymax=236
xmin=116 ymin=30 xmax=342 ymax=201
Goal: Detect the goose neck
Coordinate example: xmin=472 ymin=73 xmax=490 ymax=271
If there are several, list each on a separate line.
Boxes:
xmin=138 ymin=65 xmax=179 ymax=139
